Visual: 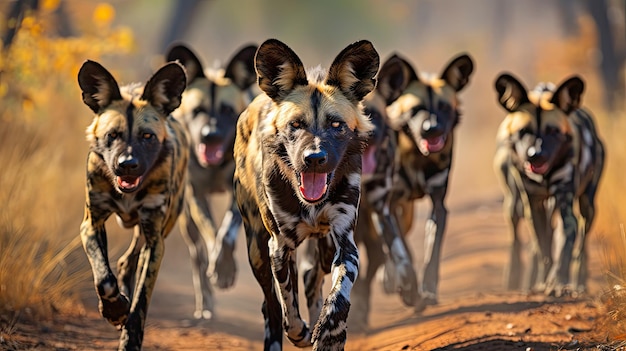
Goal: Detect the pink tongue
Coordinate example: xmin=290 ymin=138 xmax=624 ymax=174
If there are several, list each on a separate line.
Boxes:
xmin=530 ymin=162 xmax=548 ymax=174
xmin=300 ymin=172 xmax=328 ymax=202
xmin=198 ymin=143 xmax=224 ymax=165
xmin=420 ymin=136 xmax=445 ymax=153
xmin=117 ymin=176 xmax=140 ymax=189
xmin=362 ymin=146 xmax=377 ymax=175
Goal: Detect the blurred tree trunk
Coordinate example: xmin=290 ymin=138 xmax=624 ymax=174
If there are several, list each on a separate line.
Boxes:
xmin=586 ymin=0 xmax=624 ymax=111
xmin=2 ymin=0 xmax=39 ymax=50
xmin=161 ymin=0 xmax=208 ymax=52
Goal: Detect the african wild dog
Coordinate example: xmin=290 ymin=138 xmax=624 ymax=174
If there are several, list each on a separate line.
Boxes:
xmin=78 ymin=60 xmax=188 ymax=349
xmin=383 ymin=53 xmax=474 ymax=311
xmin=234 ymin=39 xmax=379 ymax=350
xmin=165 ymin=43 xmax=257 ymax=319
xmin=348 ymin=55 xmax=421 ymax=329
xmin=493 ymin=73 xmax=604 ymax=296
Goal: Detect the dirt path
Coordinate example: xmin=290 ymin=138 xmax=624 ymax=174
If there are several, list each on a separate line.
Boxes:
xmin=6 ymin=189 xmax=609 ymax=350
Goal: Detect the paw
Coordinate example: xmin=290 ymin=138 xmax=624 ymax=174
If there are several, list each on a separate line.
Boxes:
xmin=312 ymin=302 xmax=348 ymax=351
xmin=99 ymin=294 xmax=130 ymax=329
xmin=414 ymin=292 xmax=438 ymax=313
xmin=545 ymin=282 xmax=573 ymax=298
xmin=210 ymin=241 xmax=237 ymax=289
xmin=193 ymin=309 xmax=213 ymax=320
xmin=287 ymin=323 xmax=312 ymax=348
xmin=397 ymin=264 xmax=419 ymax=307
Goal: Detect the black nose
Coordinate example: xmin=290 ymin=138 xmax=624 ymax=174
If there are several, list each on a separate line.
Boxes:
xmin=527 ymin=144 xmax=547 ymax=164
xmin=118 ymin=155 xmax=139 ymax=171
xmin=304 ymin=150 xmax=327 ymax=167
xmin=421 ymin=117 xmax=443 ymax=137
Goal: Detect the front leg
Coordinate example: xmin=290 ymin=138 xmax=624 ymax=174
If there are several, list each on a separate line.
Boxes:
xmin=268 ymin=235 xmax=312 ymax=347
xmin=80 ymin=206 xmax=130 ymax=328
xmin=118 ymin=209 xmax=166 ymax=350
xmin=210 ymin=195 xmax=243 ymax=289
xmin=419 ymin=185 xmax=448 ymax=310
xmin=312 ymin=227 xmax=359 ymax=351
xmin=546 ymin=191 xmax=576 ymax=297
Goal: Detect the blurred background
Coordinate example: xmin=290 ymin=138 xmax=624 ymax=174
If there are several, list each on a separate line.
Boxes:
xmin=1 ymin=0 xmax=625 ymax=345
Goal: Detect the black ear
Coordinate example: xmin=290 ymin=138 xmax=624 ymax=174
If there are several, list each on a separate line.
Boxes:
xmin=550 ymin=75 xmax=585 ymax=115
xmin=165 ymin=43 xmax=205 ymax=82
xmin=440 ymin=53 xmax=474 ymax=92
xmin=224 ymin=44 xmax=258 ymax=90
xmin=377 ymin=54 xmax=418 ymax=106
xmin=77 ymin=60 xmax=123 ymax=113
xmin=255 ymin=39 xmax=308 ymax=102
xmin=494 ymin=73 xmax=529 ymax=112
xmin=326 ymin=40 xmax=380 ymax=104
xmin=141 ymin=62 xmax=187 ymax=116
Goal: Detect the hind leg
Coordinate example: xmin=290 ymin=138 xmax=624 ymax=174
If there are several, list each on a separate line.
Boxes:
xmin=117 ymin=226 xmax=144 ymax=299
xmin=210 ymin=194 xmax=243 ymax=289
xmin=349 ymin=206 xmax=382 ymax=330
xmin=572 ymin=190 xmax=596 ymax=294
xmin=179 ymin=189 xmax=215 ymax=319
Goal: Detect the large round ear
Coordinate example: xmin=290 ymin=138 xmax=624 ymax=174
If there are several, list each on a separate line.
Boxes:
xmin=141 ymin=62 xmax=187 ymax=116
xmin=377 ymin=54 xmax=418 ymax=106
xmin=165 ymin=43 xmax=205 ymax=82
xmin=494 ymin=73 xmax=529 ymax=113
xmin=77 ymin=60 xmax=123 ymax=113
xmin=326 ymin=40 xmax=380 ymax=104
xmin=440 ymin=53 xmax=474 ymax=92
xmin=255 ymin=39 xmax=308 ymax=102
xmin=550 ymin=75 xmax=585 ymax=115
xmin=224 ymin=44 xmax=258 ymax=90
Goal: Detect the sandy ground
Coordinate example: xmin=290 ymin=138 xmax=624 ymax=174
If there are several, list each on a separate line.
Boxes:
xmin=4 ymin=186 xmax=612 ymax=351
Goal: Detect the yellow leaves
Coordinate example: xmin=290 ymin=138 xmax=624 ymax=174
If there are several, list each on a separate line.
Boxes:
xmin=41 ymin=0 xmax=61 ymax=12
xmin=1 ymin=2 xmax=135 ymax=117
xmin=93 ymin=3 xmax=116 ymax=28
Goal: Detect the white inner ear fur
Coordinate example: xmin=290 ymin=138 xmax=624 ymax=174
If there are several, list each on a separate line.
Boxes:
xmin=501 ymin=84 xmax=518 ymax=111
xmin=148 ymin=79 xmax=171 ymax=107
xmin=557 ymin=86 xmax=572 ymax=109
xmin=274 ymin=62 xmax=297 ymax=91
xmin=94 ymin=75 xmax=113 ymax=107
xmin=336 ymin=62 xmax=359 ymax=91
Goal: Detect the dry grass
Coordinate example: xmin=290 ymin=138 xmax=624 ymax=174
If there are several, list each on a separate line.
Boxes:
xmin=0 ymin=2 xmax=135 ymax=331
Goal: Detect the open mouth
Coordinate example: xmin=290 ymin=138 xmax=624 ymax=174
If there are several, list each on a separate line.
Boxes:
xmin=299 ymin=172 xmax=329 ymax=202
xmin=197 ymin=142 xmax=224 ymax=166
xmin=419 ymin=135 xmax=446 ymax=154
xmin=525 ymin=161 xmax=549 ymax=175
xmin=116 ymin=175 xmax=142 ymax=192
xmin=362 ymin=145 xmax=377 ymax=175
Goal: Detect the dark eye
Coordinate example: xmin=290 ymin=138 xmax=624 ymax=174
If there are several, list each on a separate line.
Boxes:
xmin=107 ymin=131 xmax=119 ymax=140
xmin=143 ymin=133 xmax=155 ymax=140
xmin=331 ymin=121 xmax=343 ymax=129
xmin=518 ymin=127 xmax=532 ymax=136
xmin=290 ymin=120 xmax=302 ymax=129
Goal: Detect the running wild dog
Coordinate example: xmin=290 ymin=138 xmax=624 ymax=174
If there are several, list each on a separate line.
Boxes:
xmin=166 ymin=43 xmax=257 ymax=319
xmin=234 ymin=39 xmax=379 ymax=350
xmin=78 ymin=60 xmax=188 ymax=350
xmin=383 ymin=53 xmax=474 ymax=311
xmin=494 ymin=73 xmax=604 ymax=296
xmin=349 ymin=55 xmax=421 ymax=329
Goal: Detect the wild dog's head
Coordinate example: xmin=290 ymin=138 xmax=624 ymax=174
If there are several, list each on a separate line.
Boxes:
xmin=167 ymin=43 xmax=257 ymax=167
xmin=495 ymin=73 xmax=583 ymax=178
xmin=384 ymin=53 xmax=474 ymax=156
xmin=360 ymin=56 xmax=407 ymax=176
xmin=256 ymin=39 xmax=379 ymax=204
xmin=79 ymin=60 xmax=186 ymax=193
